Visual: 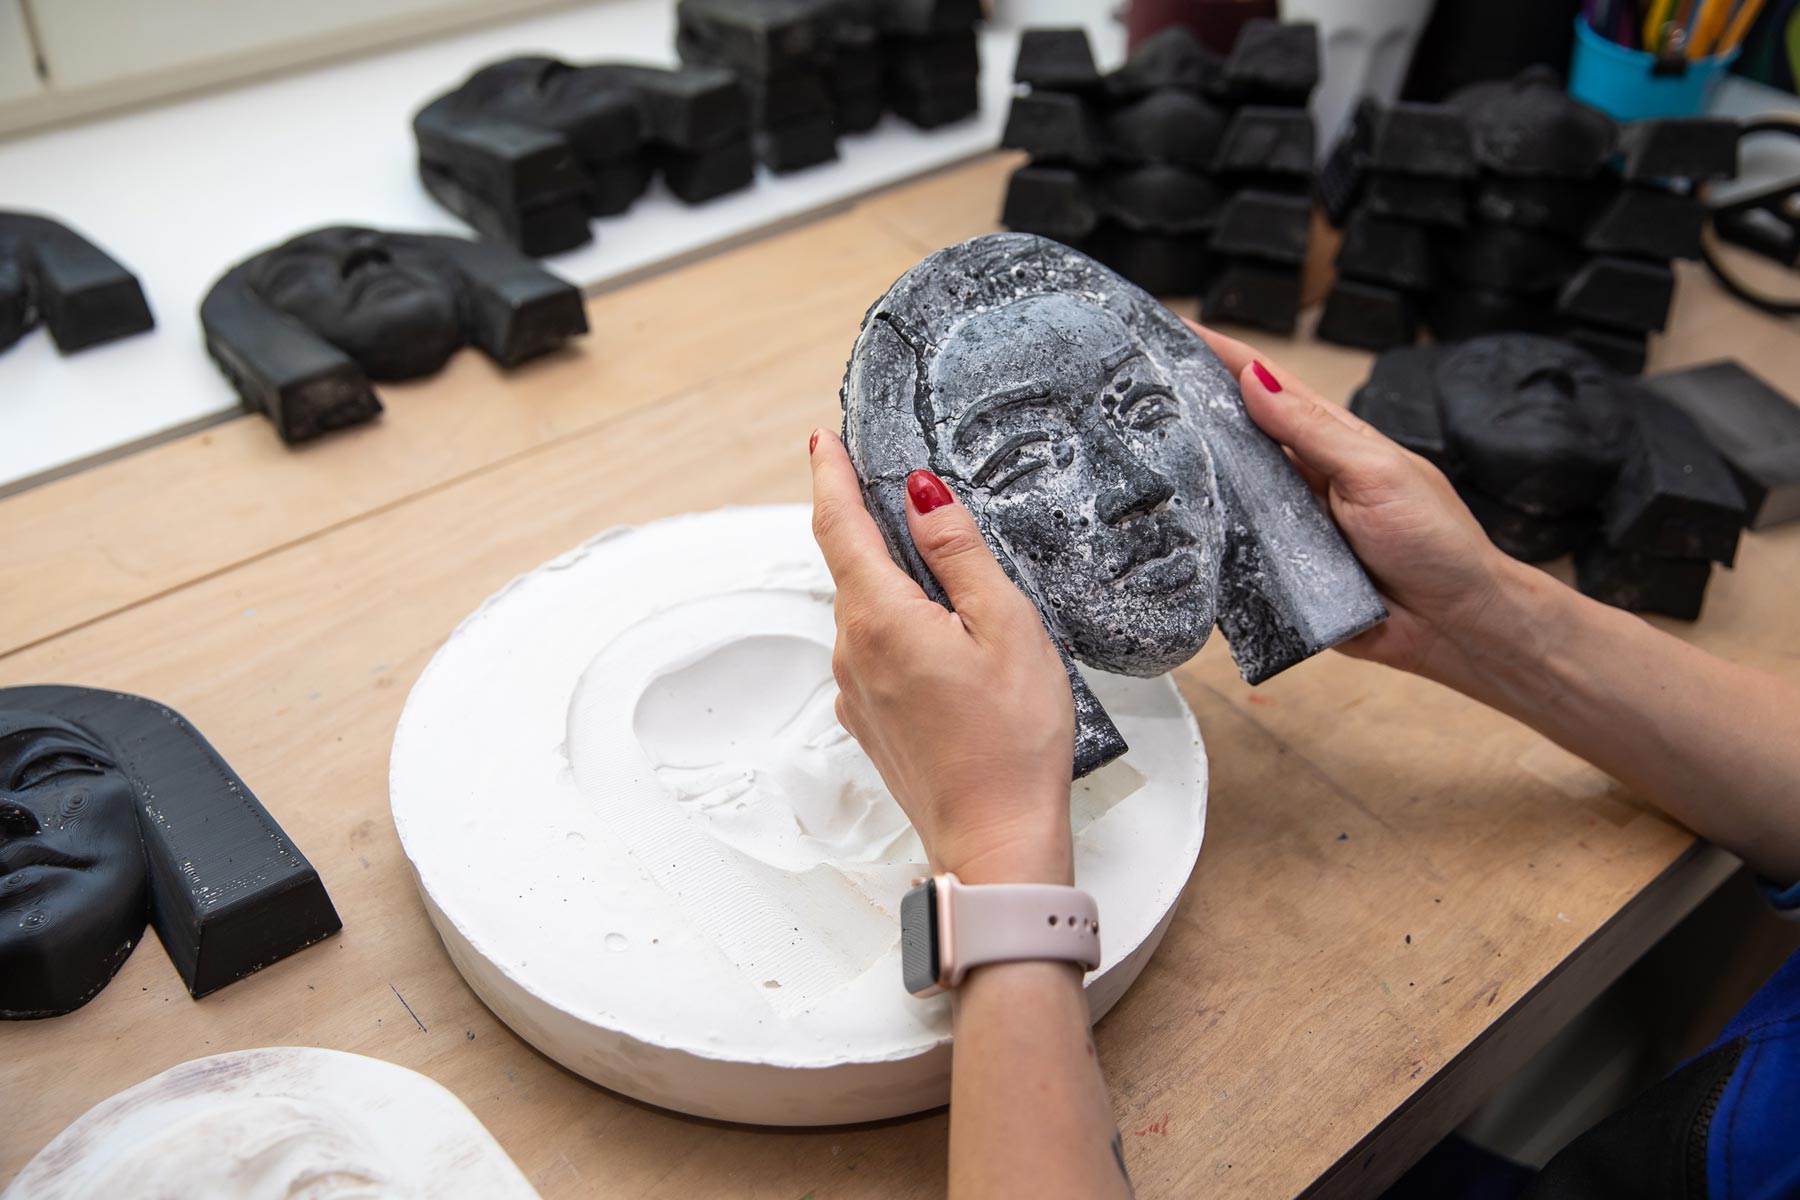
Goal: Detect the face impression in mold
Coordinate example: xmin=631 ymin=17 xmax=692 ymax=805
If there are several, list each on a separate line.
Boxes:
xmin=633 ymin=631 xmax=915 ymax=872
xmin=929 ymin=293 xmax=1225 ymax=676
xmin=0 ymin=719 xmax=147 ymax=1017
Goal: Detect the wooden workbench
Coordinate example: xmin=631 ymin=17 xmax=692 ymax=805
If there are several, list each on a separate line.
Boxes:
xmin=3 ymin=153 xmax=1797 ymax=1199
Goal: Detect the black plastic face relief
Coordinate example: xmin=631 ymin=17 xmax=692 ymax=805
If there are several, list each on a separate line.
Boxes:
xmin=842 ymin=234 xmax=1386 ymax=777
xmin=0 ymin=212 xmax=155 ymax=357
xmin=0 ymin=687 xmax=341 ymax=1019
xmin=200 ymin=226 xmax=588 ymax=444
xmin=900 ymin=878 xmax=940 ymax=995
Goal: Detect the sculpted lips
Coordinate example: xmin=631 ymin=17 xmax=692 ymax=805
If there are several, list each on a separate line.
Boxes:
xmin=1110 ymin=524 xmax=1199 ymax=587
xmin=0 ymin=842 xmax=89 ymax=877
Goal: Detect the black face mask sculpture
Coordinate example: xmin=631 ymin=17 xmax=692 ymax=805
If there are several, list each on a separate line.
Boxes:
xmin=200 ymin=226 xmax=588 ymax=444
xmin=843 ymin=233 xmax=1387 ymax=775
xmin=0 ymin=687 xmax=341 ymax=1019
xmin=0 ymin=213 xmax=154 ymax=357
xmin=1350 ymin=334 xmax=1747 ymax=619
xmin=415 ymin=56 xmax=752 ymax=256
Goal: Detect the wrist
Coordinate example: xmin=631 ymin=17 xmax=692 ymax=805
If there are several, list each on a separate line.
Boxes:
xmin=938 ymin=827 xmax=1074 ymax=887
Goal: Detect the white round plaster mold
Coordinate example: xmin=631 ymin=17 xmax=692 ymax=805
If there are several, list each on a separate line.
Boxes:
xmin=4 ymin=1047 xmax=539 ymax=1199
xmin=390 ymin=504 xmax=1207 ymax=1125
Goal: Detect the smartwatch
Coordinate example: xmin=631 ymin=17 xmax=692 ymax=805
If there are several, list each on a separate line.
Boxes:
xmin=900 ymin=872 xmax=1102 ymax=997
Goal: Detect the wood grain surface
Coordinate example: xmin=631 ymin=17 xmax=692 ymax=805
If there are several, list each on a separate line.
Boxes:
xmin=2 ymin=152 xmax=1797 ymax=1199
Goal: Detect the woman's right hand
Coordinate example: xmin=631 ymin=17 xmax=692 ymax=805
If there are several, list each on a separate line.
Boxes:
xmin=1187 ymin=321 xmax=1524 ymax=682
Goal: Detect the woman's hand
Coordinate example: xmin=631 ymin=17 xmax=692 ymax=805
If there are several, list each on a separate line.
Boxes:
xmin=1188 ymin=321 xmax=1523 ymax=683
xmin=809 ymin=429 xmax=1075 ymax=886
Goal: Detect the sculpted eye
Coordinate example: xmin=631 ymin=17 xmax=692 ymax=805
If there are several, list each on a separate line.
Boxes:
xmin=974 ymin=432 xmax=1056 ymax=492
xmin=1124 ymin=391 xmax=1179 ymax=432
xmin=16 ymin=752 xmax=106 ymax=790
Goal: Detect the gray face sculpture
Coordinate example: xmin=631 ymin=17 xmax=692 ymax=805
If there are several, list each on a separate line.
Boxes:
xmin=843 ymin=234 xmax=1387 ymax=776
xmin=928 ymin=293 xmax=1225 ymax=674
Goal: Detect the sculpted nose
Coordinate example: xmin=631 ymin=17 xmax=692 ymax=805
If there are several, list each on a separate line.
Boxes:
xmin=1096 ymin=452 xmax=1175 ymax=525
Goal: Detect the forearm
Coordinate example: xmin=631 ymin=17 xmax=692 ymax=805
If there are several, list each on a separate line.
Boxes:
xmin=1426 ymin=558 xmax=1800 ymax=883
xmin=949 ymin=961 xmax=1132 ymax=1200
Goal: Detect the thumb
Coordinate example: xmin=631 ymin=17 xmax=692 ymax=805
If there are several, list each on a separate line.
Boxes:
xmin=904 ymin=469 xmax=1017 ymax=619
xmin=1238 ymin=361 xmax=1385 ymax=489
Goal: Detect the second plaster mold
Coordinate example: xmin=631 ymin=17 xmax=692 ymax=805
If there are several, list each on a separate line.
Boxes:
xmin=391 ymin=505 xmax=1209 ymax=1125
xmin=841 ymin=233 xmax=1385 ymax=775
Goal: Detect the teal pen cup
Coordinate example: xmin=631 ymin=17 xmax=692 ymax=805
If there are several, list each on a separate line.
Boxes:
xmin=1569 ymin=16 xmax=1740 ymax=121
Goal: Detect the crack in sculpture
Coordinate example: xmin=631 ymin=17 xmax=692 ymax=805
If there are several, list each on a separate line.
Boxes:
xmin=842 ymin=233 xmax=1386 ymax=775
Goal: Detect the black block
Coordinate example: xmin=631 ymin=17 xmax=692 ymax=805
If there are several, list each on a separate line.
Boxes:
xmin=1602 ymin=389 xmax=1746 ymax=565
xmin=1423 ymin=286 xmax=1555 ymax=340
xmin=1473 ymin=176 xmax=1607 ymax=236
xmin=0 ymin=214 xmax=156 ymax=355
xmin=676 ymin=0 xmax=839 ymax=76
xmin=1646 ymin=360 xmax=1800 ymax=529
xmin=833 ymin=87 xmax=885 ymax=134
xmin=1367 ymin=101 xmax=1476 ymax=179
xmin=1438 ymin=224 xmax=1585 ymax=293
xmin=1348 ymin=343 xmax=1451 ymax=466
xmin=757 ymin=115 xmax=838 ymax=171
xmin=872 ymin=0 xmax=981 ymax=34
xmin=1584 ymin=186 xmax=1706 ymax=260
xmin=1335 ymin=209 xmax=1432 ymax=290
xmin=1202 ymin=260 xmax=1301 ymax=332
xmin=886 ymin=28 xmax=978 ymax=87
xmin=1210 ymin=189 xmax=1311 ymax=264
xmin=581 ymin=158 xmax=655 ymax=217
xmin=1212 ymin=106 xmax=1314 ymax=177
xmin=1617 ymin=118 xmax=1740 ymax=183
xmin=1576 ymin=543 xmax=1711 ymax=620
xmin=418 ymin=158 xmax=591 ymax=256
xmin=1316 ymin=280 xmax=1418 ymax=351
xmin=1216 ymin=19 xmax=1319 ymax=104
xmin=1316 ymin=96 xmax=1376 ymax=224
xmin=657 ymin=138 xmax=756 ymax=202
xmin=888 ymin=71 xmax=978 ymax=128
xmin=1461 ymin=485 xmax=1598 ymax=563
xmin=748 ymin=69 xmax=834 ymax=126
xmin=1364 ymin=172 xmax=1468 ymax=227
xmin=1014 ymin=28 xmax=1101 ymax=91
xmin=1002 ymin=165 xmax=1099 ymax=241
xmin=1002 ymin=91 xmax=1104 ymax=166
xmin=1104 ymin=90 xmax=1227 ymax=169
xmin=1105 ymin=26 xmax=1221 ymax=98
xmin=1086 ymin=224 xmax=1209 ymax=296
xmin=1557 ymin=257 xmax=1675 ymax=333
xmin=1566 ymin=323 xmax=1648 ymax=376
xmin=584 ymin=62 xmax=748 ymax=149
xmin=1099 ymin=165 xmax=1222 ymax=235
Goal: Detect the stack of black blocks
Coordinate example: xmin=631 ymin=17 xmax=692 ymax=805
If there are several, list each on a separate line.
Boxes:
xmin=415 ymin=57 xmax=753 ymax=256
xmin=677 ymin=0 xmax=982 ymax=176
xmin=1000 ymin=20 xmax=1319 ymax=332
xmin=1318 ymin=67 xmax=1739 ymax=370
xmin=1350 ymin=333 xmax=1782 ymax=620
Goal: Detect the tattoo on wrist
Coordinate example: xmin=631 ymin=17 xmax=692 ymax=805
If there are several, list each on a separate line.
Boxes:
xmin=1111 ymin=1129 xmax=1135 ymax=1198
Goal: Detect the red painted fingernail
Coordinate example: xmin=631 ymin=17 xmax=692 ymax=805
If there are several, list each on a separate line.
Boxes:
xmin=906 ymin=469 xmax=954 ymax=514
xmin=809 ymin=429 xmax=821 ymax=454
xmin=1252 ymin=361 xmax=1282 ymax=393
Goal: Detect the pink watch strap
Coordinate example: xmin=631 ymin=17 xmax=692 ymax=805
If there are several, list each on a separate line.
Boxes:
xmin=943 ymin=877 xmax=1101 ymax=987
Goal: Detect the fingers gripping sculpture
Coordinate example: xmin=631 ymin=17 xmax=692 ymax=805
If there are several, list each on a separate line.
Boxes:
xmin=842 ymin=233 xmax=1386 ymax=773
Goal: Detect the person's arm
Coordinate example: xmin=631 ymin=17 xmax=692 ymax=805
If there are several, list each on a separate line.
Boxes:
xmin=808 ymin=431 xmax=1135 ymax=1200
xmin=1195 ymin=323 xmax=1800 ymax=885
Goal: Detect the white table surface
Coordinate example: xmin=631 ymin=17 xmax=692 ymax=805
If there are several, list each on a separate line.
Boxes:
xmin=0 ymin=0 xmax=1125 ymax=492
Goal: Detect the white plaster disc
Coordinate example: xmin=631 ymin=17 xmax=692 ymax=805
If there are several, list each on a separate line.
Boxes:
xmin=390 ymin=504 xmax=1207 ymax=1125
xmin=3 ymin=1047 xmax=539 ymax=1199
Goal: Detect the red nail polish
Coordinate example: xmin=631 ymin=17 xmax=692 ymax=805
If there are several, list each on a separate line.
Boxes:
xmin=1252 ymin=361 xmax=1281 ymax=393
xmin=809 ymin=429 xmax=820 ymax=454
xmin=906 ymin=469 xmax=954 ymax=514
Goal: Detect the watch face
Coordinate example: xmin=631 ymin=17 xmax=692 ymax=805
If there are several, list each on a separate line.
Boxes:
xmin=900 ymin=878 xmax=940 ymax=996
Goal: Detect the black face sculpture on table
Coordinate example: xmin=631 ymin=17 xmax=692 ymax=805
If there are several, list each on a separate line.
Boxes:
xmin=0 ymin=687 xmax=341 ymax=1019
xmin=0 ymin=212 xmax=154 ymax=357
xmin=1350 ymin=334 xmax=1747 ymax=619
xmin=843 ymin=234 xmax=1387 ymax=775
xmin=415 ymin=56 xmax=751 ymax=256
xmin=200 ymin=226 xmax=588 ymax=444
